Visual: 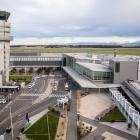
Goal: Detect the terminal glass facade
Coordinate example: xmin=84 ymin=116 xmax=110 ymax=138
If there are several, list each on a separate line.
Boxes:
xmin=74 ymin=63 xmax=113 ymax=82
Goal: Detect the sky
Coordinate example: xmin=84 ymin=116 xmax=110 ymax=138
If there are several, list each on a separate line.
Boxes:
xmin=0 ymin=0 xmax=140 ymax=44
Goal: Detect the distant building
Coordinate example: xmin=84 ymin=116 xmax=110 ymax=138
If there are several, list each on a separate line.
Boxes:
xmin=110 ymin=58 xmax=139 ymax=84
xmin=0 ymin=11 xmax=11 ymax=85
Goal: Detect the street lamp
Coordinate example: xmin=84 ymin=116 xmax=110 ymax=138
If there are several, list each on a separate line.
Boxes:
xmin=10 ymin=106 xmax=14 ymax=138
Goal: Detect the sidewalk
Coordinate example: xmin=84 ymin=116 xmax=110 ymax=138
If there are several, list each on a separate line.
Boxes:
xmin=67 ymin=90 xmax=77 ymax=140
xmin=80 ymin=116 xmax=137 ymax=140
xmin=101 ymin=122 xmax=137 ymax=136
xmin=55 ymin=112 xmax=68 ymax=140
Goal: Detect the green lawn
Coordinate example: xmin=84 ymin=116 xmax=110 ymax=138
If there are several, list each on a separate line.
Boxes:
xmin=10 ymin=47 xmax=140 ymax=55
xmin=9 ymin=75 xmax=32 ymax=82
xmin=100 ymin=107 xmax=126 ymax=122
xmin=25 ymin=112 xmax=59 ymax=140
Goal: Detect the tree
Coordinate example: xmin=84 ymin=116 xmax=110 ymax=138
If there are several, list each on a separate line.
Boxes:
xmin=127 ymin=123 xmax=132 ymax=129
xmin=10 ymin=68 xmax=17 ymax=74
xmin=19 ymin=68 xmax=25 ymax=74
xmin=36 ymin=68 xmax=42 ymax=74
xmin=28 ymin=68 xmax=34 ymax=74
xmin=44 ymin=67 xmax=50 ymax=74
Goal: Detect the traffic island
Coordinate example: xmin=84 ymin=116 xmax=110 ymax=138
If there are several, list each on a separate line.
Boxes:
xmin=24 ymin=111 xmax=59 ymax=140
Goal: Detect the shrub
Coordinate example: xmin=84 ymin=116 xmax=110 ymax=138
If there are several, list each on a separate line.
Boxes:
xmin=89 ymin=126 xmax=92 ymax=131
xmin=128 ymin=123 xmax=132 ymax=129
xmin=48 ymin=106 xmax=52 ymax=111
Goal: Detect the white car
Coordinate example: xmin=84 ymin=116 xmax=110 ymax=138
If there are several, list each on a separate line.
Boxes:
xmin=0 ymin=98 xmax=6 ymax=104
xmin=28 ymin=85 xmax=33 ymax=89
xmin=65 ymin=83 xmax=69 ymax=91
xmin=41 ymin=75 xmax=46 ymax=78
xmin=28 ymin=83 xmax=35 ymax=89
xmin=53 ymin=86 xmax=57 ymax=91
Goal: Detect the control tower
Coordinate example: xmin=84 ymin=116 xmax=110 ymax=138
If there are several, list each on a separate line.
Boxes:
xmin=0 ymin=11 xmax=11 ymax=85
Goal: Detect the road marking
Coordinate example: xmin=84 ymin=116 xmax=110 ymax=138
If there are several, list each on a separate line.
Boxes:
xmin=17 ymin=114 xmax=21 ymax=117
xmin=15 ymin=99 xmax=33 ymax=101
xmin=20 ymin=94 xmax=46 ymax=96
xmin=49 ymin=94 xmax=66 ymax=98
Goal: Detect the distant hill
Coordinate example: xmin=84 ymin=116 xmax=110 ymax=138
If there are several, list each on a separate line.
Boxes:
xmin=10 ymin=41 xmax=140 ymax=48
xmin=122 ymin=41 xmax=140 ymax=47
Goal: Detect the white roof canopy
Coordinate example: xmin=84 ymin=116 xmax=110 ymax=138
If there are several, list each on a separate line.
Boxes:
xmin=63 ymin=67 xmax=120 ymax=89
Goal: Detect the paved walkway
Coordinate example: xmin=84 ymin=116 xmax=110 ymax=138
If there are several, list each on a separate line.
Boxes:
xmin=66 ymin=88 xmax=77 ymax=140
xmin=80 ymin=93 xmax=113 ymax=120
xmin=80 ymin=116 xmax=138 ymax=140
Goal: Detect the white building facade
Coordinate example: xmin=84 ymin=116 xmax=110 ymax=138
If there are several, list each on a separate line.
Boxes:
xmin=0 ymin=11 xmax=11 ymax=85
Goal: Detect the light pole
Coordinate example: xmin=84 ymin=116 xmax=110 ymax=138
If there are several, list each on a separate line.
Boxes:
xmin=10 ymin=106 xmax=14 ymax=138
xmin=47 ymin=113 xmax=50 ymax=140
xmin=9 ymin=93 xmax=12 ymax=102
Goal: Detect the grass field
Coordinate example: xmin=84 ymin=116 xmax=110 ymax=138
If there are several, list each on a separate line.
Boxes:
xmin=10 ymin=47 xmax=140 ymax=55
xmin=100 ymin=107 xmax=126 ymax=122
xmin=25 ymin=112 xmax=59 ymax=140
xmin=9 ymin=75 xmax=32 ymax=82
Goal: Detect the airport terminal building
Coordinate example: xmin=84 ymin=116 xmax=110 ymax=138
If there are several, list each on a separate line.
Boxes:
xmin=10 ymin=52 xmax=139 ymax=86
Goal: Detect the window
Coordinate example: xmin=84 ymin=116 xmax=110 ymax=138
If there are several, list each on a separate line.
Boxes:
xmin=115 ymin=62 xmax=120 ymax=73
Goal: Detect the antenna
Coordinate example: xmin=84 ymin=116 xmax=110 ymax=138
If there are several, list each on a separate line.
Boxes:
xmin=114 ymin=48 xmax=117 ymax=57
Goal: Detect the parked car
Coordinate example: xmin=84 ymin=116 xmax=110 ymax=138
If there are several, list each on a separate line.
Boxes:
xmin=28 ymin=83 xmax=35 ymax=89
xmin=65 ymin=83 xmax=69 ymax=91
xmin=0 ymin=96 xmax=6 ymax=104
xmin=28 ymin=85 xmax=33 ymax=89
xmin=53 ymin=86 xmax=57 ymax=91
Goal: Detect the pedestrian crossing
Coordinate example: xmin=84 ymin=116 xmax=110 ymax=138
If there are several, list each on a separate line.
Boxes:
xmin=20 ymin=93 xmax=66 ymax=98
xmin=49 ymin=94 xmax=66 ymax=98
xmin=20 ymin=94 xmax=45 ymax=96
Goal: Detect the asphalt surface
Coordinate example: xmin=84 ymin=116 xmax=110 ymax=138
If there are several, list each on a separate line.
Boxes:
xmin=0 ymin=73 xmax=67 ymax=140
xmin=67 ymin=82 xmax=79 ymax=140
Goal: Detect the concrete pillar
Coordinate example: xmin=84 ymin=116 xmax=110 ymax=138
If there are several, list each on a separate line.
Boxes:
xmin=98 ymin=88 xmax=100 ymax=94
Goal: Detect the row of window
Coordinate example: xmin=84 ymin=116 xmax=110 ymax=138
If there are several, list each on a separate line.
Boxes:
xmin=10 ymin=57 xmax=62 ymax=61
xmin=12 ymin=61 xmax=62 ymax=66
xmin=74 ymin=63 xmax=112 ymax=81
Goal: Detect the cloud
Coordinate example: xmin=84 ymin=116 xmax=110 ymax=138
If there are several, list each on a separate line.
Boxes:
xmin=0 ymin=0 xmax=140 ymax=38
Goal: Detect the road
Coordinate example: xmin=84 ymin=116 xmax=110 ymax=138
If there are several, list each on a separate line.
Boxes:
xmin=0 ymin=76 xmax=48 ymax=127
xmin=4 ymin=97 xmax=57 ymax=140
xmin=0 ymin=73 xmax=67 ymax=139
xmin=67 ymin=82 xmax=79 ymax=140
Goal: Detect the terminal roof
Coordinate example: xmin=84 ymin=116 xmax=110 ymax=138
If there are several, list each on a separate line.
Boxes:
xmin=76 ymin=62 xmax=112 ymax=72
xmin=111 ymin=57 xmax=138 ymax=62
xmin=64 ymin=53 xmax=94 ymax=60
